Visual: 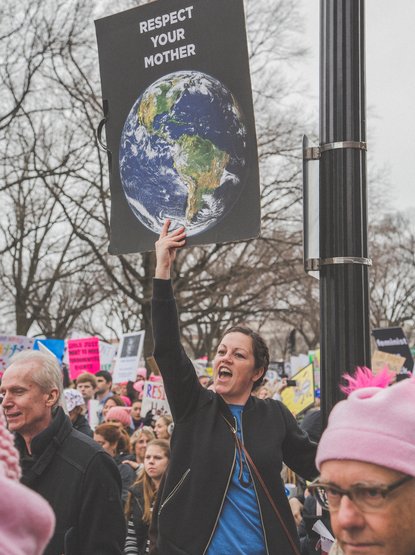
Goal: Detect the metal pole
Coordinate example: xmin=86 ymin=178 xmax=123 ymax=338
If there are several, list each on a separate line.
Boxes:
xmin=319 ymin=0 xmax=371 ymax=426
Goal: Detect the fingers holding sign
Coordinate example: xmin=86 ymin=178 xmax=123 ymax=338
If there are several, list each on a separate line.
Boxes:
xmin=155 ymin=219 xmax=186 ymax=279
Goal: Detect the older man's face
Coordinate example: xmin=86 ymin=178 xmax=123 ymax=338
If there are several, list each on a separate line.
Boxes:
xmin=1 ymin=363 xmax=55 ymax=440
xmin=321 ymin=459 xmax=415 ymax=555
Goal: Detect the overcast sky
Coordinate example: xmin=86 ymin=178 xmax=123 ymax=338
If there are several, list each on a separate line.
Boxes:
xmin=298 ymin=0 xmax=415 ymax=213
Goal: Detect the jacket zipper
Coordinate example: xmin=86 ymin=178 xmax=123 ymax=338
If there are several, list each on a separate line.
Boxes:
xmin=240 ymin=415 xmax=271 ymax=555
xmin=202 ymin=421 xmax=236 ymax=555
xmin=158 ymin=468 xmax=191 ymax=516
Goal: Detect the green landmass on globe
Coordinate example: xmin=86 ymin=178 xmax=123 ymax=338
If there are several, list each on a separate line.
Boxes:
xmin=136 ymin=77 xmax=230 ymax=222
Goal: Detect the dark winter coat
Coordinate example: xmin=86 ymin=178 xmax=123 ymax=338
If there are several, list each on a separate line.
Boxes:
xmin=152 ymin=279 xmax=318 ymax=555
xmin=72 ymin=413 xmax=93 ymax=437
xmin=15 ymin=407 xmax=126 ymax=555
xmin=128 ymin=482 xmax=151 ymax=555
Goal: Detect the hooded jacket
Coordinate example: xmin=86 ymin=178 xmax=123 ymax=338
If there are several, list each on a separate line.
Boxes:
xmin=152 ymin=279 xmax=317 ymax=555
xmin=15 ymin=407 xmax=126 ymax=555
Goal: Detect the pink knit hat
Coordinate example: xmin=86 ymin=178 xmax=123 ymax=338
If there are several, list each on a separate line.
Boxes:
xmin=105 ymin=406 xmax=132 ymax=427
xmin=0 ymin=407 xmax=55 ymax=555
xmin=316 ymin=376 xmax=415 ymax=476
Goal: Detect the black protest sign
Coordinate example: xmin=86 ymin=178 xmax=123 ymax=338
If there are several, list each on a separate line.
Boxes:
xmin=95 ymin=0 xmax=260 ymax=254
xmin=372 ymin=327 xmax=414 ymax=373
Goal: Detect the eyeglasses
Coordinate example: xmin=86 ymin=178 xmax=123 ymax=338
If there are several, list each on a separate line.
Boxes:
xmin=308 ymin=474 xmax=413 ymax=512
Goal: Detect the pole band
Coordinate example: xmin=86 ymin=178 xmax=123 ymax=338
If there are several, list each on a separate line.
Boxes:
xmin=303 ymin=140 xmax=367 ymax=160
xmin=305 ymin=256 xmax=372 ymax=271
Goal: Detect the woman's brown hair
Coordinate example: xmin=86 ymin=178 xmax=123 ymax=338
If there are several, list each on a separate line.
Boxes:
xmin=94 ymin=423 xmax=131 ymax=455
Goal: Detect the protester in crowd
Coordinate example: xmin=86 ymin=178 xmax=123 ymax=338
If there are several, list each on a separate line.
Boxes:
xmin=0 ymin=404 xmax=56 ymax=555
xmin=153 ymin=414 xmax=173 ymax=441
xmin=136 ymin=368 xmax=147 ymax=382
xmin=103 ymin=394 xmax=127 ymax=420
xmin=95 ymin=370 xmax=114 ymax=423
xmin=150 ymin=220 xmax=317 ymax=555
xmin=126 ymin=381 xmax=139 ymax=403
xmin=106 ymin=406 xmax=134 ymax=435
xmin=131 ymin=399 xmax=144 ymax=430
xmin=122 ymin=427 xmax=156 ymax=473
xmin=198 ymin=374 xmax=210 ymax=388
xmin=94 ymin=422 xmax=136 ymax=504
xmin=0 ymin=350 xmax=126 ymax=555
xmin=63 ymin=388 xmax=93 ymax=437
xmin=310 ymin=367 xmax=415 ymax=555
xmin=76 ymin=372 xmax=97 ymax=406
xmin=124 ymin=439 xmax=171 ymax=555
xmin=254 ymin=385 xmax=272 ymax=399
xmin=121 ymin=395 xmax=133 ymax=407
xmin=298 ymin=491 xmax=332 ymax=555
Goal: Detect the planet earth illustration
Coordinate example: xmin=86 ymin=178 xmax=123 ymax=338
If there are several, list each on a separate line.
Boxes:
xmin=119 ymin=70 xmax=248 ymax=236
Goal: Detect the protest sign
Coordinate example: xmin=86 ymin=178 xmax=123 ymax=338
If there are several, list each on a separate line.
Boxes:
xmin=33 ymin=338 xmax=65 ymax=363
xmin=112 ymin=331 xmax=145 ymax=383
xmin=192 ymin=357 xmax=208 ymax=377
xmin=87 ymin=399 xmax=101 ymax=430
xmin=264 ymin=369 xmax=279 ymax=386
xmin=290 ymin=354 xmax=311 ymax=376
xmin=281 ymin=363 xmax=315 ymax=417
xmin=371 ymin=350 xmax=405 ymax=375
xmin=372 ymin=327 xmax=414 ymax=373
xmin=99 ymin=341 xmax=117 ymax=373
xmin=141 ymin=380 xmax=171 ymax=417
xmin=309 ymin=349 xmax=321 ymax=388
xmin=67 ymin=337 xmax=101 ymax=380
xmin=95 ymin=0 xmax=260 ymax=253
xmin=0 ymin=335 xmax=34 ymax=374
xmin=268 ymin=361 xmax=285 ymax=378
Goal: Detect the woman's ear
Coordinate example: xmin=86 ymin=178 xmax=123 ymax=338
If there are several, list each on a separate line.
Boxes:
xmin=252 ymin=367 xmax=265 ymax=384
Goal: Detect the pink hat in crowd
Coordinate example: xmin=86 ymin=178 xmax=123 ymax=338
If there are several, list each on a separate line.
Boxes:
xmin=133 ymin=380 xmax=145 ymax=393
xmin=137 ymin=367 xmax=147 ymax=379
xmin=120 ymin=395 xmax=132 ymax=407
xmin=316 ymin=371 xmax=415 ymax=477
xmin=149 ymin=373 xmax=162 ymax=382
xmin=0 ymin=407 xmax=55 ymax=555
xmin=105 ymin=406 xmax=132 ymax=427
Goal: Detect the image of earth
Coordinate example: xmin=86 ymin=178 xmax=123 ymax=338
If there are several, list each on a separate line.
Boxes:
xmin=119 ymin=70 xmax=248 ymax=236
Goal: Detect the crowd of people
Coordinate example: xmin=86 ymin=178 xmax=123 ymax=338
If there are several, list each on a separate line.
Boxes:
xmin=0 ymin=220 xmax=414 ymax=555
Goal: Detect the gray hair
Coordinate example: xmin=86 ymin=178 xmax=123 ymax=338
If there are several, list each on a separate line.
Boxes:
xmin=8 ymin=350 xmax=64 ymax=408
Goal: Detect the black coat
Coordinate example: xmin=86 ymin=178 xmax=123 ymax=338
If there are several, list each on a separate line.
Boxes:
xmin=72 ymin=413 xmax=93 ymax=437
xmin=16 ymin=407 xmax=126 ymax=555
xmin=152 ymin=279 xmax=317 ymax=555
xmin=128 ymin=482 xmax=151 ymax=555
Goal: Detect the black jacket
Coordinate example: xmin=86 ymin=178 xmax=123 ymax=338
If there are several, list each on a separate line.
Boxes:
xmin=128 ymin=482 xmax=151 ymax=555
xmin=16 ymin=407 xmax=126 ymax=555
xmin=72 ymin=413 xmax=93 ymax=437
xmin=152 ymin=279 xmax=317 ymax=555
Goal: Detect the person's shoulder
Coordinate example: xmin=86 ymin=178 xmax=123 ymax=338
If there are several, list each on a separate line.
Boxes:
xmin=59 ymin=428 xmax=111 ymax=467
xmin=248 ymin=395 xmax=283 ymax=410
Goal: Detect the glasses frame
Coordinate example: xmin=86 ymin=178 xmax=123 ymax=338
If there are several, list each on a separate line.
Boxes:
xmin=308 ymin=474 xmax=413 ymax=512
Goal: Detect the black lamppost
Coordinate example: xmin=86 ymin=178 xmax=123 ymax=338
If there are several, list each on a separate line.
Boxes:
xmin=319 ymin=0 xmax=371 ymax=425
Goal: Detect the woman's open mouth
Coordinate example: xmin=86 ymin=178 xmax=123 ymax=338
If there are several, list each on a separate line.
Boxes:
xmin=218 ymin=368 xmax=233 ymax=381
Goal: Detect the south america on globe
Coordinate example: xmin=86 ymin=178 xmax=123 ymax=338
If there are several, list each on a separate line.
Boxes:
xmin=119 ymin=71 xmax=248 ymax=236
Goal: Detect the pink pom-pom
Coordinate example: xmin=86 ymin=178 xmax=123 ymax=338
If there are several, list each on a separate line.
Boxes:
xmin=340 ymin=366 xmax=394 ymax=396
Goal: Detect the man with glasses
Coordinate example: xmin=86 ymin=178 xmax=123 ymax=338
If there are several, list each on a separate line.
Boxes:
xmin=309 ymin=375 xmax=415 ymax=555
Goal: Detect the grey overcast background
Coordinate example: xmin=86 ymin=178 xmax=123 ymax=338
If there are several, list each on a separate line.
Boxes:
xmin=298 ymin=0 xmax=415 ymax=212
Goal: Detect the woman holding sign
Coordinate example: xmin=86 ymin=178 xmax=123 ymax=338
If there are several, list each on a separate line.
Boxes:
xmin=151 ymin=220 xmax=317 ymax=555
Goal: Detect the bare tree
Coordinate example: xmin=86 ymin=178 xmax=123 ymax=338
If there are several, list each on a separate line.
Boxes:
xmin=369 ymin=214 xmax=415 ymax=337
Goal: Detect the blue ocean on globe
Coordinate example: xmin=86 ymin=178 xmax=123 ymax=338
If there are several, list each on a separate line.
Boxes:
xmin=119 ymin=70 xmax=248 ymax=236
